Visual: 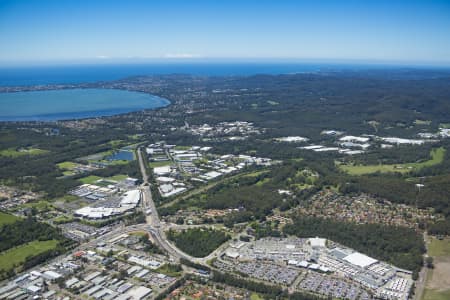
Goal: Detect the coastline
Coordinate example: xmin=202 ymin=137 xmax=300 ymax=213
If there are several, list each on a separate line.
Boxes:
xmin=0 ymin=87 xmax=171 ymax=122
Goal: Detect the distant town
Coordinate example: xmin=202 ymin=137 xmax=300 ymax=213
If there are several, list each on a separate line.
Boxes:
xmin=1 ymin=71 xmax=450 ymax=300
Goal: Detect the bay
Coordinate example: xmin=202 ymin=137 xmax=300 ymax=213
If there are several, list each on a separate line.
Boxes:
xmin=0 ymin=88 xmax=169 ymax=121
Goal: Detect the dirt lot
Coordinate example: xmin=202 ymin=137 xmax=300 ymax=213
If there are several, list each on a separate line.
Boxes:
xmin=426 ymin=256 xmax=450 ymax=291
xmin=423 ymin=239 xmax=450 ymax=300
xmin=422 ymin=237 xmax=450 ymax=300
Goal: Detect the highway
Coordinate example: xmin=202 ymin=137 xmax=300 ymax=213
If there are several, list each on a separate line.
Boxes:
xmin=136 ymin=147 xmax=200 ymax=263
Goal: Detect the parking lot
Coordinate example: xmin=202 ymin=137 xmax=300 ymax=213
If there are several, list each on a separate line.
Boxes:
xmin=298 ymin=271 xmax=370 ymax=300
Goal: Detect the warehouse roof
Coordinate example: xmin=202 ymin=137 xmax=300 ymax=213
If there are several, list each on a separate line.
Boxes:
xmin=309 ymin=237 xmax=326 ymax=248
xmin=343 ymin=252 xmax=378 ymax=268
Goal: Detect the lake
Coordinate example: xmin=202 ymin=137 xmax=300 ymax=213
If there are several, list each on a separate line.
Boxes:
xmin=0 ymin=88 xmax=170 ymax=121
xmin=105 ymin=150 xmax=134 ymax=161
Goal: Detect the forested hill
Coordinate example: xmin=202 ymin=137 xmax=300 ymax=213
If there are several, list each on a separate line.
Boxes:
xmin=4 ymin=70 xmax=450 ymax=134
xmin=219 ymin=73 xmax=450 ymax=125
xmin=97 ymin=71 xmax=450 ymax=138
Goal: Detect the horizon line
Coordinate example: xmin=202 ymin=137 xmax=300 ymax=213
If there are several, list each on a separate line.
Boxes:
xmin=1 ymin=57 xmax=450 ymax=69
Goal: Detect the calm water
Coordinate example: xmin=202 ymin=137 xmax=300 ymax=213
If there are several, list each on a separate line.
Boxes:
xmin=1 ymin=63 xmax=448 ymax=86
xmin=0 ymin=88 xmax=169 ymax=121
xmin=0 ymin=63 xmax=368 ymax=86
xmin=106 ymin=150 xmax=134 ymax=161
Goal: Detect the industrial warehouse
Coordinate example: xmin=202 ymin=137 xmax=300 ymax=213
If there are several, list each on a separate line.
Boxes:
xmin=74 ymin=189 xmax=141 ymax=219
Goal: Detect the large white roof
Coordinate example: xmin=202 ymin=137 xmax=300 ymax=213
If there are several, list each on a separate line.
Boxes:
xmin=125 ymin=286 xmax=152 ymax=299
xmin=343 ymin=252 xmax=378 ymax=268
xmin=43 ymin=270 xmax=62 ymax=280
xmin=156 ymin=176 xmax=175 ymax=183
xmin=225 ymin=250 xmax=240 ymax=259
xmin=161 ymin=187 xmax=186 ymax=198
xmin=380 ymin=137 xmax=425 ymax=145
xmin=203 ymin=171 xmax=222 ymax=179
xmin=75 ymin=189 xmax=140 ymax=219
xmin=75 ymin=206 xmax=115 ymax=218
xmin=339 ymin=135 xmax=370 ymax=143
xmin=120 ymin=190 xmax=141 ymax=205
xmin=309 ymin=237 xmax=326 ymax=247
xmin=153 ymin=166 xmax=171 ymax=175
xmin=276 ymin=136 xmax=309 ymax=142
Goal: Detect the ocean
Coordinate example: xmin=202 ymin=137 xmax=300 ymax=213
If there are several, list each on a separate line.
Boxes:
xmin=1 ymin=62 xmax=446 ymax=121
xmin=0 ymin=62 xmax=375 ymax=86
xmin=1 ymin=62 xmax=449 ymax=87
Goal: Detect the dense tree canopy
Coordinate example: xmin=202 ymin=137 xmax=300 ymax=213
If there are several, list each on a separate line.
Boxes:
xmin=283 ymin=216 xmax=425 ymax=273
xmin=167 ymin=228 xmax=230 ymax=257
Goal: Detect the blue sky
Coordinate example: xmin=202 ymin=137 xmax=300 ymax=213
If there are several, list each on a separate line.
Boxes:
xmin=0 ymin=0 xmax=450 ymax=66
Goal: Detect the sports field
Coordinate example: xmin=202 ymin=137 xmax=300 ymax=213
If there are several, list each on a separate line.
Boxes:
xmin=79 ymin=175 xmax=102 ymax=184
xmin=340 ymin=147 xmax=445 ymax=175
xmin=0 ymin=147 xmax=49 ymax=157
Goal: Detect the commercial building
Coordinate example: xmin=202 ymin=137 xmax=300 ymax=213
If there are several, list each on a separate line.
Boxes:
xmin=74 ymin=190 xmax=141 ymax=219
xmin=343 ymin=252 xmax=378 ymax=269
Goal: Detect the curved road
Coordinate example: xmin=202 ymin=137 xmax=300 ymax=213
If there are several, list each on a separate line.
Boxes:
xmin=136 ymin=147 xmax=202 ymax=263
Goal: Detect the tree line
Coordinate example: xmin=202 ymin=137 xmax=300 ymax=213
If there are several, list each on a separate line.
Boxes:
xmin=283 ymin=216 xmax=425 ymax=275
xmin=167 ymin=228 xmax=230 ymax=258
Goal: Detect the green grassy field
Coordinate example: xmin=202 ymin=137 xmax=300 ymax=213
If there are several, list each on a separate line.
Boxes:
xmin=428 ymin=237 xmax=450 ymax=257
xmin=291 ymin=183 xmax=314 ymax=190
xmin=107 ymin=174 xmax=128 ymax=181
xmin=0 ymin=147 xmax=49 ymax=157
xmin=52 ymin=215 xmax=75 ymax=224
xmin=340 ymin=147 xmax=445 ymax=175
xmin=108 ymin=159 xmax=131 ymax=165
xmin=250 ymin=293 xmax=264 ymax=300
xmin=57 ymin=161 xmax=78 ymax=170
xmin=53 ymin=195 xmax=79 ymax=203
xmin=340 ymin=164 xmax=412 ymax=175
xmin=149 ymin=161 xmax=172 ymax=168
xmin=79 ymin=175 xmax=102 ymax=184
xmin=155 ymin=263 xmax=183 ymax=277
xmin=255 ymin=178 xmax=271 ymax=186
xmin=108 ymin=139 xmax=124 ymax=147
xmin=129 ymin=231 xmax=147 ymax=237
xmin=0 ymin=240 xmax=58 ymax=272
xmin=0 ymin=212 xmax=19 ymax=227
xmin=80 ymin=150 xmax=113 ymax=162
xmin=23 ymin=200 xmax=54 ymax=213
xmin=242 ymin=170 xmax=270 ymax=178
